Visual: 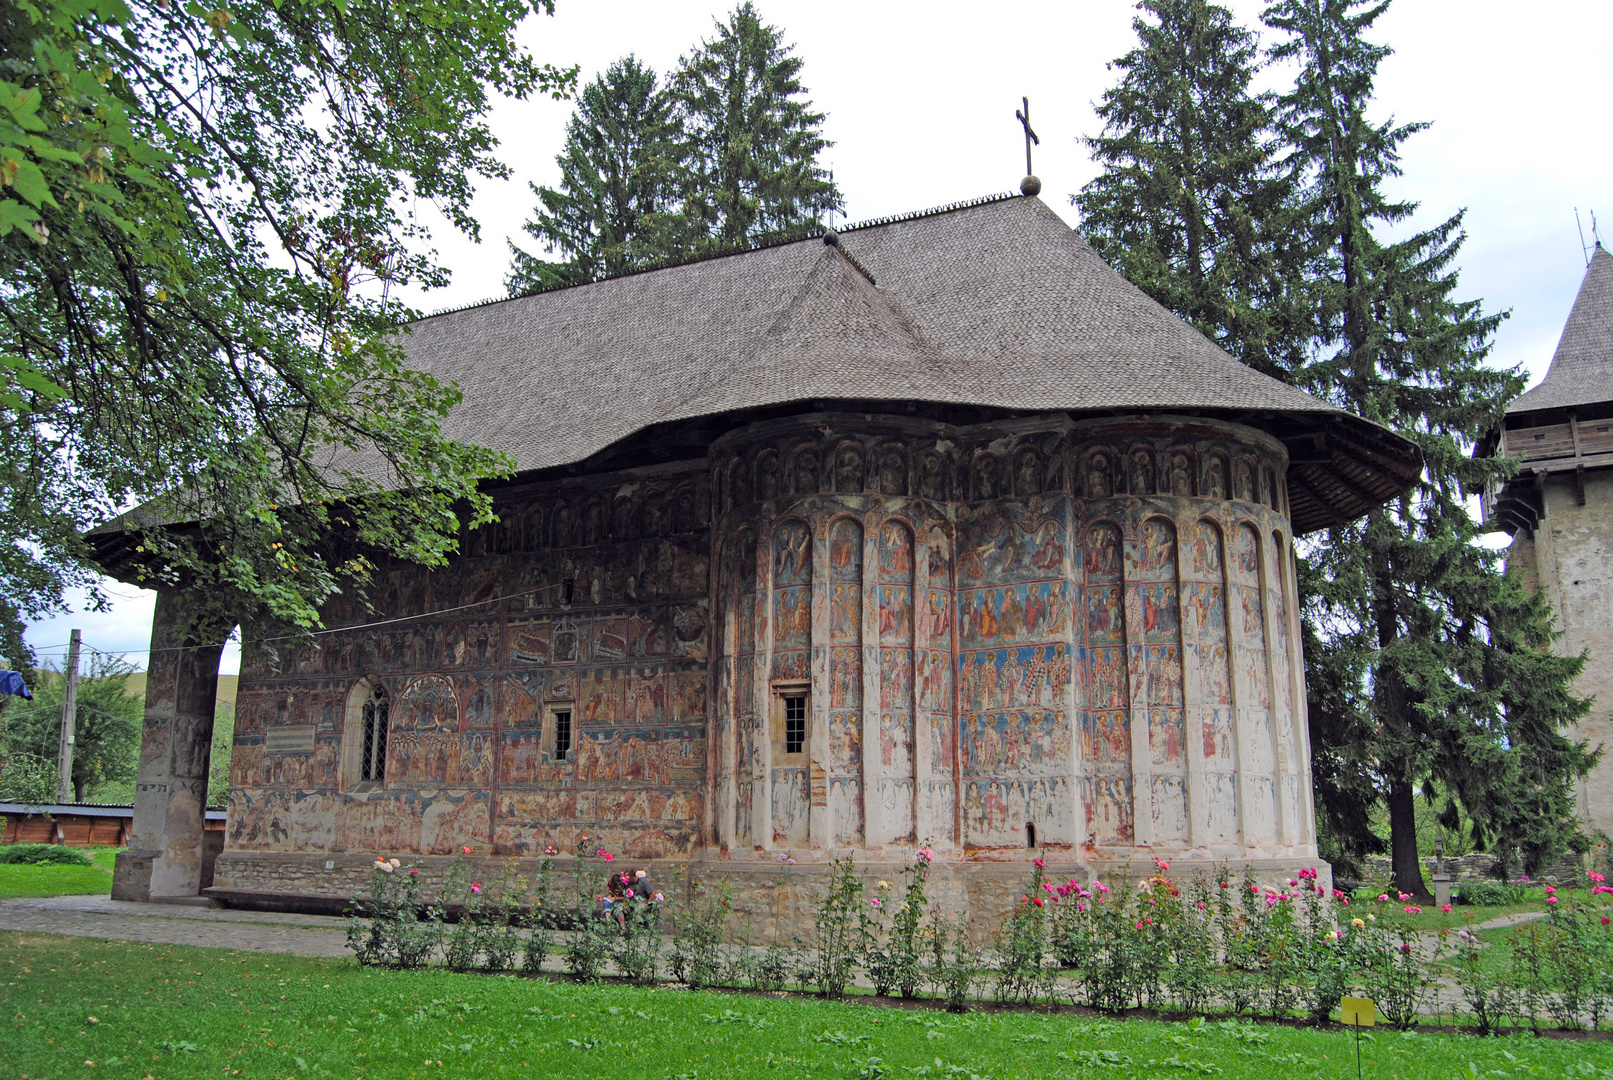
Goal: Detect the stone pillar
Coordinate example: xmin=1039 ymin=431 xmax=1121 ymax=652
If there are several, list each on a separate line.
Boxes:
xmin=112 ymin=586 xmax=224 ymax=900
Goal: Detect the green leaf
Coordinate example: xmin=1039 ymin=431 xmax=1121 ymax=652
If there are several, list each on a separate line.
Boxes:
xmin=0 ymin=197 xmax=41 ymax=234
xmin=7 ymin=158 xmax=56 ymax=208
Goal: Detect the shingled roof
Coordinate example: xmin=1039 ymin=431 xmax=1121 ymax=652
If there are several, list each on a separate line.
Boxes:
xmin=399 ymin=193 xmax=1417 ymax=534
xmin=1507 ymin=243 xmax=1613 ymax=415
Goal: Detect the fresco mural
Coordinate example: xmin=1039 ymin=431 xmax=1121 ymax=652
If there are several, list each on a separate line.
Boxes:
xmin=878 ymin=520 xmax=916 ymax=844
xmin=223 ymin=417 xmax=1312 ymax=885
xmin=1185 ymin=518 xmax=1238 ymax=845
xmin=227 ymin=468 xmax=712 ymax=860
xmin=828 ymin=517 xmax=864 ymax=846
xmin=1269 ymin=530 xmax=1305 ymax=843
xmin=958 ymin=497 xmax=1072 ymax=850
xmin=1129 ymin=517 xmax=1188 ymax=845
xmin=1082 ymin=520 xmax=1132 ymax=846
xmin=1231 ymin=522 xmax=1276 ymax=844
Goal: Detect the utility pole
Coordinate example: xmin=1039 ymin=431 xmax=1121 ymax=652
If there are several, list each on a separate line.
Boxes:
xmin=55 ymin=629 xmax=81 ymax=804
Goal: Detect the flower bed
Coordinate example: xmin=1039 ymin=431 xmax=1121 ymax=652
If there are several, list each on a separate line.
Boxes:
xmin=343 ymin=851 xmax=1613 ymax=1031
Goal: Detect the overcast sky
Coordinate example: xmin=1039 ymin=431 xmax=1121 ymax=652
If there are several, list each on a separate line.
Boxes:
xmin=22 ymin=0 xmax=1612 ymax=675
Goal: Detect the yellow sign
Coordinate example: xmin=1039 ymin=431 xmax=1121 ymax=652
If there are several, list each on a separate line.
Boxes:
xmin=1340 ymin=996 xmax=1376 ymax=1027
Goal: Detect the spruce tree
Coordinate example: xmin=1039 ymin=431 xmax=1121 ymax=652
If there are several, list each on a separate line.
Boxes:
xmin=1074 ymin=0 xmax=1308 ymax=380
xmin=1264 ymin=0 xmax=1593 ymax=893
xmin=509 ymin=56 xmax=684 ymax=292
xmin=670 ymin=3 xmax=840 ymax=252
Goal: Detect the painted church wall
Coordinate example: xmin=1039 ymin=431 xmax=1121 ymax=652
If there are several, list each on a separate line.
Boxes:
xmin=224 ymin=411 xmax=1313 ymax=878
xmin=227 ymin=464 xmax=712 ymax=862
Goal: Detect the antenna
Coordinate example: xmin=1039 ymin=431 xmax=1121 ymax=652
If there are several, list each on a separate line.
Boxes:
xmin=1577 ymin=208 xmax=1592 ymax=266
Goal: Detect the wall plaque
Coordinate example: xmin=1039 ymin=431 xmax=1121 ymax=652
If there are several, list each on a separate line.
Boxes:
xmin=265 ymin=725 xmax=316 ymax=753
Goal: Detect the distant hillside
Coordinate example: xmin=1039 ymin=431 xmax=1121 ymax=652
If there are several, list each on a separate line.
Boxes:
xmin=124 ymin=672 xmax=238 ymax=708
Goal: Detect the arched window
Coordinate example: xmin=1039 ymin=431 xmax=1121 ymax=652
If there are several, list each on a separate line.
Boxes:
xmin=359 ymin=683 xmax=390 ymax=783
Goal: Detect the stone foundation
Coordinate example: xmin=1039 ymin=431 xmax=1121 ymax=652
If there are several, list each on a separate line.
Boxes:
xmin=212 ymin=849 xmax=1330 ymax=940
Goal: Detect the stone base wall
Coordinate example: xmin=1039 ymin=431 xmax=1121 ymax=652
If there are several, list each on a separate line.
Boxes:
xmin=213 ymin=849 xmax=1330 ymax=941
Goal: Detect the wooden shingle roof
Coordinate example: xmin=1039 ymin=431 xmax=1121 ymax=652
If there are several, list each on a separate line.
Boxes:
xmin=401 ymin=193 xmax=1417 ymax=534
xmin=1507 ymin=243 xmax=1613 ymax=415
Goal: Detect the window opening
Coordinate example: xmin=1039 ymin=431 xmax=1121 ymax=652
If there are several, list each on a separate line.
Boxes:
xmin=552 ymin=708 xmax=573 ymax=761
xmin=360 ymin=684 xmax=390 ymax=782
xmin=783 ymin=694 xmax=806 ymax=754
xmin=1026 ymin=822 xmax=1037 ymax=849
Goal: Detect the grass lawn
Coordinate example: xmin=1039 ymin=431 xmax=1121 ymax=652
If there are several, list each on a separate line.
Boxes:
xmin=4 ymin=933 xmax=1610 ymax=1080
xmin=0 ymin=847 xmax=117 ymax=901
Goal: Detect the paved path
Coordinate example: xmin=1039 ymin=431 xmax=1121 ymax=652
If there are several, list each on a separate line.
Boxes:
xmin=0 ymin=895 xmax=351 ymax=957
xmin=1468 ymin=910 xmax=1548 ymax=931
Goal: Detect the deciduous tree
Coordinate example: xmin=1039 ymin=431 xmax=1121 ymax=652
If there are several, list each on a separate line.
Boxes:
xmin=0 ymin=654 xmax=142 ymax=802
xmin=0 ymin=0 xmax=575 ymax=664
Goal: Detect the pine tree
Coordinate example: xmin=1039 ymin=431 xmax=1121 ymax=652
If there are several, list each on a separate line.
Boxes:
xmin=1264 ymin=0 xmax=1593 ymax=893
xmin=670 ymin=3 xmax=840 ymax=252
xmin=1075 ymin=0 xmax=1307 ymax=380
xmin=508 ymin=56 xmax=684 ymax=292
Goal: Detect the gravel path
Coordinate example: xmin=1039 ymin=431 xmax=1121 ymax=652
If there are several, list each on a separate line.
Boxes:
xmin=0 ymin=895 xmax=351 ymax=957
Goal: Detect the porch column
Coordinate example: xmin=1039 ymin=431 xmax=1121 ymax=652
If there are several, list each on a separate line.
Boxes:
xmin=111 ymin=586 xmax=224 ymax=900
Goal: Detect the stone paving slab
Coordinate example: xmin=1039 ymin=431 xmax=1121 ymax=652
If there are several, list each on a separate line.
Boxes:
xmin=0 ymin=895 xmax=351 ymax=957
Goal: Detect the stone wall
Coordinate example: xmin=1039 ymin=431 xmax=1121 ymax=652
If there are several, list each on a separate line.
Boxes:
xmin=1509 ymin=469 xmax=1613 ymax=837
xmin=1358 ymin=851 xmax=1586 ymax=888
xmin=213 ymin=848 xmax=1328 ymax=943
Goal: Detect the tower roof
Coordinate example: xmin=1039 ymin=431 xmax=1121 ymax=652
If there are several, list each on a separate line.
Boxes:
xmin=1508 ymin=244 xmax=1613 ymax=415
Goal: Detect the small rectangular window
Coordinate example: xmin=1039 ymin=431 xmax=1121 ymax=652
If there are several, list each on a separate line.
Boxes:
xmin=784 ymin=695 xmax=806 ymax=754
xmin=552 ymin=708 xmax=572 ymax=761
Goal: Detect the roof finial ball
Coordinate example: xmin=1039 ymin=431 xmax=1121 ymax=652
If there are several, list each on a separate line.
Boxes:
xmin=1020 ymin=175 xmax=1042 ymax=197
xmin=822 ymin=227 xmax=840 ymax=247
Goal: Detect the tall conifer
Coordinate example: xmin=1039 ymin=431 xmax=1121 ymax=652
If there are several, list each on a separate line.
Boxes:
xmin=508 ymin=56 xmax=683 ymax=292
xmin=670 ymin=3 xmax=840 ymax=252
xmin=1074 ymin=0 xmax=1307 ymax=380
xmin=1263 ymin=0 xmax=1592 ymax=892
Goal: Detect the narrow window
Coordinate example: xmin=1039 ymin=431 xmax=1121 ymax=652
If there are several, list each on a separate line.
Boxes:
xmin=784 ymin=694 xmax=806 ymax=754
xmin=552 ymin=707 xmax=573 ymax=761
xmin=1026 ymin=822 xmax=1037 ymax=849
xmin=360 ymin=684 xmax=390 ymax=782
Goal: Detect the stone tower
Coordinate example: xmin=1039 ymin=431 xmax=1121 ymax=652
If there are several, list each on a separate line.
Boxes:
xmin=1483 ymin=243 xmax=1613 ymax=836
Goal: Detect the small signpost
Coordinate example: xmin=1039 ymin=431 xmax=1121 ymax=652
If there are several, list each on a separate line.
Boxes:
xmin=1340 ymin=995 xmax=1376 ymax=1080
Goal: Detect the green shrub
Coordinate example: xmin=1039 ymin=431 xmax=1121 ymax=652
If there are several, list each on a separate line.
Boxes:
xmin=812 ymin=855 xmax=868 ymax=999
xmin=0 ymin=843 xmax=92 ymax=866
xmin=1457 ymin=881 xmax=1527 ymax=906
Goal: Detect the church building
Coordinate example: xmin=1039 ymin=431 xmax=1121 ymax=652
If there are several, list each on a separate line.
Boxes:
xmin=1482 ymin=243 xmax=1613 ymax=837
xmin=104 ymin=192 xmax=1420 ymax=917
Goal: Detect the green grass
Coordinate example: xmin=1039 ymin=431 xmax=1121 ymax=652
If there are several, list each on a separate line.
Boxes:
xmin=0 ymin=845 xmax=117 ymax=900
xmin=3 ymin=934 xmax=1610 ymax=1080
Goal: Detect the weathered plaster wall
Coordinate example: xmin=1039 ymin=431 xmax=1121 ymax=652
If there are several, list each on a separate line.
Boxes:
xmin=226 ymin=461 xmax=712 ymax=861
xmin=215 ymin=410 xmax=1320 ymax=913
xmin=1511 ymin=469 xmax=1613 ymax=836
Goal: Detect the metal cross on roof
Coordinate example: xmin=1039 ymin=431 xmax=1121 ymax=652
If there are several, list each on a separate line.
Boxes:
xmin=1015 ymin=96 xmax=1039 ymax=177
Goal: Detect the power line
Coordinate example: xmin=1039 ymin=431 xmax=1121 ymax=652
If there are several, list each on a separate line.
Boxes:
xmin=21 ymin=579 xmax=570 ymax=661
